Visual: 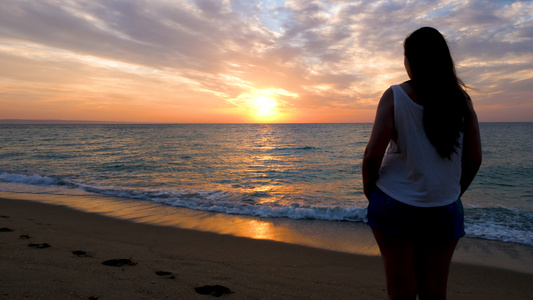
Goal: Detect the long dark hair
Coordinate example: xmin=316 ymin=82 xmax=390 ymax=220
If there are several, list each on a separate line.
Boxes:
xmin=404 ymin=27 xmax=468 ymax=159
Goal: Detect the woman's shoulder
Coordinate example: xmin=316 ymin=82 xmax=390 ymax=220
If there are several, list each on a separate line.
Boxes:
xmin=398 ymin=81 xmax=419 ymax=104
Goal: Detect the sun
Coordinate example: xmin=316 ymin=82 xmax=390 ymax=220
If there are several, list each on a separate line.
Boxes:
xmin=235 ymin=88 xmax=297 ymax=122
xmin=251 ymin=96 xmax=278 ymax=121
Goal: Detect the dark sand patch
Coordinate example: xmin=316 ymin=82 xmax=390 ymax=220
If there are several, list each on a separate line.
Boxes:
xmin=101 ymin=258 xmax=137 ymax=267
xmin=195 ymin=285 xmax=233 ymax=297
xmin=155 ymin=271 xmax=175 ymax=279
xmin=72 ymin=250 xmax=91 ymax=257
xmin=28 ymin=243 xmax=50 ymax=249
xmin=155 ymin=271 xmax=172 ymax=276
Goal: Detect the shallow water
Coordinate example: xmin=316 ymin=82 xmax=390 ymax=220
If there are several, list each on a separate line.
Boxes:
xmin=0 ymin=123 xmax=531 ymax=246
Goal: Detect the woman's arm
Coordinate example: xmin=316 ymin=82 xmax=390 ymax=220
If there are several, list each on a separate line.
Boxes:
xmin=362 ymin=88 xmax=395 ymax=199
xmin=460 ymin=99 xmax=482 ymax=196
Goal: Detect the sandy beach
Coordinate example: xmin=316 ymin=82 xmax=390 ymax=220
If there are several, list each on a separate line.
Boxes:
xmin=1 ymin=197 xmax=532 ymax=300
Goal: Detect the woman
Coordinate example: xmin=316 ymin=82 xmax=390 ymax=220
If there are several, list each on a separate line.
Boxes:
xmin=362 ymin=27 xmax=482 ymax=300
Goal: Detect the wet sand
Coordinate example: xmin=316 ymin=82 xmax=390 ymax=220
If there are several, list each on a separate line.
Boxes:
xmin=1 ymin=197 xmax=532 ymax=299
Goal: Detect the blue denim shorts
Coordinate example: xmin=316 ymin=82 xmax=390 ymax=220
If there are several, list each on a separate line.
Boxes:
xmin=366 ymin=188 xmax=465 ymax=239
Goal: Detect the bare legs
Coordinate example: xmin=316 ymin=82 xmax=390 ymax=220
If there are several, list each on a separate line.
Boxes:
xmin=414 ymin=236 xmax=458 ymax=300
xmin=372 ymin=228 xmax=417 ymax=299
xmin=372 ymin=228 xmax=459 ymax=300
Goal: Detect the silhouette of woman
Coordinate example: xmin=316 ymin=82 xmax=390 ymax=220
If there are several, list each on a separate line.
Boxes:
xmin=363 ymin=27 xmax=482 ymax=300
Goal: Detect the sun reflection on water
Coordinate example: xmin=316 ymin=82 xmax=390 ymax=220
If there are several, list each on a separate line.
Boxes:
xmin=243 ymin=220 xmax=275 ymax=240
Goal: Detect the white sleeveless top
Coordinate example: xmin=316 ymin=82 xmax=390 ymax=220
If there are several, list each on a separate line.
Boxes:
xmin=376 ymin=85 xmax=463 ymax=207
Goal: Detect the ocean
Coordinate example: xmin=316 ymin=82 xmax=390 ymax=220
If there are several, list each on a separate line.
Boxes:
xmin=0 ymin=123 xmax=531 ymax=246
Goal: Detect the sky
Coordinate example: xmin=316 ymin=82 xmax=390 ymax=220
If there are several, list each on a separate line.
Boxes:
xmin=0 ymin=0 xmax=531 ymax=123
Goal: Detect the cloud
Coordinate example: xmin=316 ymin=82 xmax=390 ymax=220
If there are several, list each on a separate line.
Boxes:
xmin=0 ymin=0 xmax=531 ymax=122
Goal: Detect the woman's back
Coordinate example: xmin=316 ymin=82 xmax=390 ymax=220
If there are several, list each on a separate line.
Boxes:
xmin=376 ymin=84 xmax=463 ymax=207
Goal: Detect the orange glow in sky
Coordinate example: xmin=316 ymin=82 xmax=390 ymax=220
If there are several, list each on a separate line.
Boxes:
xmin=252 ymin=96 xmax=279 ymax=121
xmin=0 ymin=1 xmax=531 ymax=123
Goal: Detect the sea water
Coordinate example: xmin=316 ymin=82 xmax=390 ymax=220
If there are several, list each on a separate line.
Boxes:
xmin=0 ymin=123 xmax=531 ymax=246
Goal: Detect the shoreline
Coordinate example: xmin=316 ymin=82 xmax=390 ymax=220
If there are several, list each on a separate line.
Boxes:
xmin=1 ymin=196 xmax=532 ymax=299
xmin=1 ymin=191 xmax=532 ymax=274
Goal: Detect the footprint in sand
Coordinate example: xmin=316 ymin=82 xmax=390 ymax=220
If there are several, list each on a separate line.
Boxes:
xmin=155 ymin=271 xmax=175 ymax=279
xmin=101 ymin=258 xmax=137 ymax=267
xmin=72 ymin=250 xmax=93 ymax=257
xmin=0 ymin=227 xmax=14 ymax=232
xmin=28 ymin=243 xmax=51 ymax=249
xmin=194 ymin=285 xmax=233 ymax=297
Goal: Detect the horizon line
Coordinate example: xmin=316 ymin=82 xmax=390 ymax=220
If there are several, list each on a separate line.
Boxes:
xmin=0 ymin=119 xmax=529 ymax=125
xmin=0 ymin=119 xmax=370 ymax=125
